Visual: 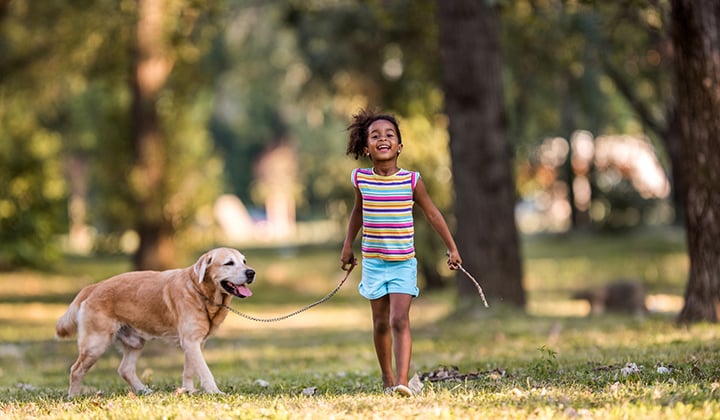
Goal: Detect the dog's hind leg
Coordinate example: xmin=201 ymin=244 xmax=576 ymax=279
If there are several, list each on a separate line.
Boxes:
xmin=69 ymin=332 xmax=112 ymax=397
xmin=116 ymin=326 xmax=151 ymax=394
xmin=118 ymin=345 xmax=151 ymax=394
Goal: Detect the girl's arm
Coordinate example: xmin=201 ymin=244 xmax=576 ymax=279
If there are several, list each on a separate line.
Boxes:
xmin=341 ymin=187 xmax=363 ymax=270
xmin=413 ymin=177 xmax=462 ymax=268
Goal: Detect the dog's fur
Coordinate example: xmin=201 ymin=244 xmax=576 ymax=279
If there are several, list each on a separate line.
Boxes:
xmin=56 ymin=247 xmax=255 ymax=397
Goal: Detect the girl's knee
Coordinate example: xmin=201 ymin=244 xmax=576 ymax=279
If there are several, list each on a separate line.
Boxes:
xmin=372 ymin=317 xmax=391 ymax=334
xmin=389 ymin=314 xmax=410 ymax=331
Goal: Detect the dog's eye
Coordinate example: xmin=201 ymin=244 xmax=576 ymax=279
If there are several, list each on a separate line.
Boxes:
xmin=224 ymin=261 xmax=235 ymax=266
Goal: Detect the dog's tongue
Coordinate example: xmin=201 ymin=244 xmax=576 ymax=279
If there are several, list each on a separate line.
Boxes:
xmin=235 ymin=284 xmax=252 ymax=298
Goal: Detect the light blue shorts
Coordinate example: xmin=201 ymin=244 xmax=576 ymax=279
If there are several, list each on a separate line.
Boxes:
xmin=359 ymin=257 xmax=419 ymax=300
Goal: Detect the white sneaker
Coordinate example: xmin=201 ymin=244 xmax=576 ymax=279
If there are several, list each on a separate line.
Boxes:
xmin=392 ymin=384 xmax=413 ymax=397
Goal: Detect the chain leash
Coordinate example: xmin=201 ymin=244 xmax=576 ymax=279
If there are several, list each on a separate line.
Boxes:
xmin=208 ymin=262 xmax=356 ymax=323
xmin=207 ymin=255 xmax=488 ymax=322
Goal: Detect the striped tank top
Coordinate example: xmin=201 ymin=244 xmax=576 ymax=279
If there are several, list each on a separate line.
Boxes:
xmin=352 ymin=168 xmax=420 ymax=261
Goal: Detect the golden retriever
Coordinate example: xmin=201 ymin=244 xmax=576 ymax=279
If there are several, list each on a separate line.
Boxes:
xmin=56 ymin=247 xmax=255 ymax=397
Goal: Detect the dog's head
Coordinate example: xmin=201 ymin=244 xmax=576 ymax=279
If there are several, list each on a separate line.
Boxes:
xmin=193 ymin=248 xmax=255 ymax=298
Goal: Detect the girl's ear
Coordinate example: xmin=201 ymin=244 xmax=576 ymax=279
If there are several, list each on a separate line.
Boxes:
xmin=363 ymin=146 xmax=370 ymax=156
xmin=398 ymin=143 xmax=403 ymax=155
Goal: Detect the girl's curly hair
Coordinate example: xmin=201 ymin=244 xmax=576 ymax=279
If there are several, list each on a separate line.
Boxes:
xmin=346 ymin=108 xmax=402 ymax=160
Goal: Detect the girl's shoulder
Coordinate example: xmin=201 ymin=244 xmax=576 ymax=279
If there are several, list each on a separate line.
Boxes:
xmin=396 ymin=169 xmax=421 ymax=182
xmin=351 ymin=167 xmax=373 ymax=187
xmin=354 ymin=167 xmax=374 ymax=176
xmin=398 ymin=168 xmax=420 ymax=177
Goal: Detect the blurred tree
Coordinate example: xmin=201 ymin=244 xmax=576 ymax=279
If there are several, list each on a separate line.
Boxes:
xmin=503 ymin=2 xmax=679 ymax=231
xmin=0 ymin=110 xmax=66 ymax=269
xmin=593 ymin=1 xmax=684 ymax=223
xmin=130 ymin=0 xmax=176 ymax=269
xmin=130 ymin=0 xmax=225 ymax=269
xmin=671 ymin=0 xmax=720 ymax=323
xmin=0 ymin=0 xmax=103 ymax=268
xmin=437 ymin=0 xmax=525 ymax=309
xmin=210 ymin=3 xmax=296 ymax=207
xmin=1 ymin=0 xmax=224 ymax=269
xmin=503 ymin=2 xmax=614 ymax=230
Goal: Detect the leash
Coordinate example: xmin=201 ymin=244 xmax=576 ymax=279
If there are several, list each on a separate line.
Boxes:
xmin=208 ymin=254 xmax=488 ymax=321
xmin=210 ymin=262 xmax=356 ymax=323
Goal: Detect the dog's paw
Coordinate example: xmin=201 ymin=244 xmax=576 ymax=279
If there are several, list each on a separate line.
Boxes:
xmin=129 ymin=387 xmax=153 ymax=396
xmin=138 ymin=387 xmax=153 ymax=395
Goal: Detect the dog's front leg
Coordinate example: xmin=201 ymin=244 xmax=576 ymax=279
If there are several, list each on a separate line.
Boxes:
xmin=182 ymin=340 xmax=223 ymax=394
xmin=181 ymin=354 xmax=196 ymax=393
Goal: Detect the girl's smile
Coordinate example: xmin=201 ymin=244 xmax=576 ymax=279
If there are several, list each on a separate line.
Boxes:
xmin=365 ymin=119 xmax=402 ymax=160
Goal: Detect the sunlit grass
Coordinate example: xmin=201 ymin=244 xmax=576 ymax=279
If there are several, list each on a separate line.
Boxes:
xmin=3 ymin=227 xmax=717 ymax=419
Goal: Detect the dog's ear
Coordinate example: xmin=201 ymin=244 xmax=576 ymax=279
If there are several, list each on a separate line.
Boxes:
xmin=193 ymin=252 xmax=213 ymax=283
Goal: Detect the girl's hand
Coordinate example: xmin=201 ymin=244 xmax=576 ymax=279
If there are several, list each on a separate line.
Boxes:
xmin=446 ymin=250 xmax=462 ymax=270
xmin=341 ymin=249 xmax=357 ymax=271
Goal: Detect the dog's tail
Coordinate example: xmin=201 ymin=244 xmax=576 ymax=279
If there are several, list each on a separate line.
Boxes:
xmin=55 ymin=286 xmax=94 ymax=339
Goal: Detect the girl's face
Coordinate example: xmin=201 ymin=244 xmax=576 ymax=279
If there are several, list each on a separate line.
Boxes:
xmin=364 ymin=119 xmax=402 ymax=162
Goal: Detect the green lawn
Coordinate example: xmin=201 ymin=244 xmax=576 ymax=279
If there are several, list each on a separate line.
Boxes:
xmin=2 ymin=227 xmax=719 ymax=419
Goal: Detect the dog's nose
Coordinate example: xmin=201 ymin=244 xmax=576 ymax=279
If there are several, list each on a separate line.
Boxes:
xmin=245 ymin=269 xmax=255 ymax=283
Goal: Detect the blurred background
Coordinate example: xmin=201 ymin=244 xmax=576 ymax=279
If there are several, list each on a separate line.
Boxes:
xmin=0 ymin=1 xmax=711 ymax=319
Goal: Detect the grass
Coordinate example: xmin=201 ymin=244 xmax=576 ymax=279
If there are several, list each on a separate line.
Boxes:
xmin=2 ymin=227 xmax=719 ymax=419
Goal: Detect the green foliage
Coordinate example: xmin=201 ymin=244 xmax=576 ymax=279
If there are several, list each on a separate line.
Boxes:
xmin=0 ymin=102 xmax=66 ymax=269
xmin=532 ymin=345 xmax=559 ymax=377
xmin=1 ymin=0 xmax=226 ymax=260
xmin=287 ymin=0 xmax=440 ymax=116
xmin=0 ymin=0 xmax=685 ymax=269
xmin=501 ymin=1 xmax=671 ymax=147
xmin=0 ymin=0 xmax=126 ymax=268
xmin=210 ymin=2 xmax=295 ymax=204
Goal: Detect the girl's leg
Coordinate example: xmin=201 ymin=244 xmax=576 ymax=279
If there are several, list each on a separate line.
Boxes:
xmin=370 ymin=295 xmax=394 ymax=388
xmin=388 ymin=293 xmax=413 ymax=386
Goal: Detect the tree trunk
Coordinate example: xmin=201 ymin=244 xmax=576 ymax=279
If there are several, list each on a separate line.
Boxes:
xmin=664 ymin=109 xmax=687 ymax=225
xmin=437 ymin=0 xmax=526 ymax=309
xmin=671 ymin=0 xmax=720 ymax=323
xmin=130 ymin=0 xmax=175 ymax=270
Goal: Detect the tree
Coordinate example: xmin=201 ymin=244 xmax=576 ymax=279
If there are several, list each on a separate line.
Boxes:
xmin=130 ymin=0 xmax=176 ymax=269
xmin=437 ymin=0 xmax=525 ymax=309
xmin=593 ymin=1 xmax=685 ymax=224
xmin=128 ymin=0 xmax=224 ymax=270
xmin=671 ymin=0 xmax=720 ymax=323
xmin=0 ymin=0 xmax=119 ymax=268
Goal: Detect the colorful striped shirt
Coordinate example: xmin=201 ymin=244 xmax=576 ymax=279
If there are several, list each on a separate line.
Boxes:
xmin=352 ymin=168 xmax=420 ymax=261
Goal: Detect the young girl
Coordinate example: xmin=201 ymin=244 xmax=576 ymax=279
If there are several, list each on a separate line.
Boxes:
xmin=340 ymin=109 xmax=462 ymax=397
